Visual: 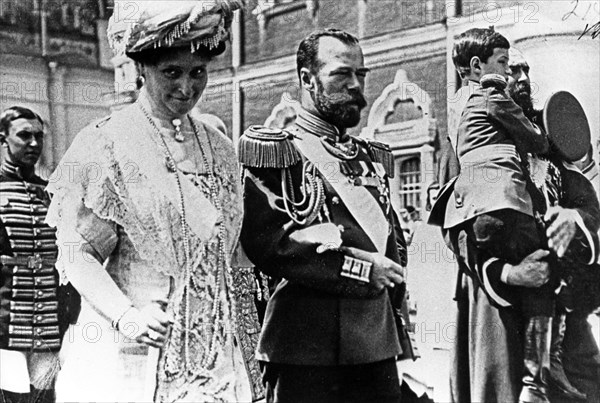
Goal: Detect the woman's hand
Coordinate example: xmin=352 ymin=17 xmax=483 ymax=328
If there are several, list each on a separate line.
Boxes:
xmin=118 ymin=303 xmax=173 ymax=348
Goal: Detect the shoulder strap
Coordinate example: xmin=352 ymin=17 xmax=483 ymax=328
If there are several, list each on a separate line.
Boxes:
xmin=354 ymin=137 xmax=395 ymax=178
xmin=238 ymin=125 xmax=302 ymax=169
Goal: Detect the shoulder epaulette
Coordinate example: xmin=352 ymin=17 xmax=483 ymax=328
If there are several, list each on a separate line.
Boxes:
xmin=480 ymin=74 xmax=507 ymax=91
xmin=238 ymin=125 xmax=302 ymax=168
xmin=354 ymin=137 xmax=395 ymax=178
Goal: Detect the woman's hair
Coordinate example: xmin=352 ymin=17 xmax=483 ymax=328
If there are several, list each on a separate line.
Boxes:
xmin=0 ymin=106 xmax=44 ymax=139
xmin=452 ymin=28 xmax=510 ymax=78
xmin=127 ymin=41 xmax=226 ymax=66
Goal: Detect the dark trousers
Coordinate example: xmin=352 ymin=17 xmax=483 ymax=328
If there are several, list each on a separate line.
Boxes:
xmin=471 ymin=209 xmax=554 ymax=316
xmin=0 ymin=388 xmax=54 ymax=403
xmin=0 ymin=390 xmax=28 ymax=403
xmin=261 ymin=359 xmax=402 ymax=403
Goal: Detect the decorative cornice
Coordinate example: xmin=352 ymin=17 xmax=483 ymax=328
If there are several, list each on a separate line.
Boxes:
xmin=252 ymin=0 xmax=318 ymax=20
xmin=361 ymin=23 xmax=447 ymax=66
xmin=0 ymin=29 xmax=98 ymax=66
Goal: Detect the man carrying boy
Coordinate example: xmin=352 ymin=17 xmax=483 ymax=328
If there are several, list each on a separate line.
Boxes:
xmin=507 ymin=48 xmax=600 ymax=403
xmin=431 ymin=28 xmax=600 ymax=403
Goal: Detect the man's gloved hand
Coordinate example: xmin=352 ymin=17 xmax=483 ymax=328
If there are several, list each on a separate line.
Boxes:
xmin=545 ymin=206 xmax=578 ymax=258
xmin=481 ymin=73 xmax=507 ymax=90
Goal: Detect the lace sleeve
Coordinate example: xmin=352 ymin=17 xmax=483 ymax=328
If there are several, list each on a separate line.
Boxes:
xmin=75 ymin=203 xmax=118 ymax=263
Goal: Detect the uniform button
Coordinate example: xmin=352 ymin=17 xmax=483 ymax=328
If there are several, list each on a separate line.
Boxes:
xmin=29 ymin=194 xmax=36 ymax=201
xmin=37 ymin=303 xmax=43 ymax=309
xmin=37 ymin=291 xmax=43 ymax=297
xmin=35 ymin=340 xmax=42 ymax=346
xmin=36 ymin=315 xmax=42 ymax=321
xmin=35 ymin=241 xmax=43 ymax=248
xmin=36 ymin=328 xmax=42 ymax=334
xmin=332 ymin=196 xmax=340 ymax=205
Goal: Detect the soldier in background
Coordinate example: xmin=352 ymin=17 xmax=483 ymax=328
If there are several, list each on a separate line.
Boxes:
xmin=0 ymin=106 xmax=78 ymax=403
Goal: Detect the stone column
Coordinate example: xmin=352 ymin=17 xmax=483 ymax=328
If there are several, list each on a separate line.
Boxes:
xmin=419 ymin=143 xmax=435 ymax=220
xmin=232 ymin=9 xmax=242 ymax=69
xmin=357 ymin=0 xmax=367 ymax=38
xmin=106 ymin=55 xmax=138 ymax=111
xmin=96 ymin=19 xmax=113 ymax=69
xmin=46 ymin=61 xmax=68 ymax=170
xmin=389 ymin=155 xmax=403 ymax=216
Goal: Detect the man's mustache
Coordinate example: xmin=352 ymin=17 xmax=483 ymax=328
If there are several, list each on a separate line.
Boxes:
xmin=327 ymin=91 xmax=368 ymax=108
xmin=512 ymin=82 xmax=531 ymax=96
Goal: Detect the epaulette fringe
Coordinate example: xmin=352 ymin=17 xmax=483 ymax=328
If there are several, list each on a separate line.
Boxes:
xmin=354 ymin=137 xmax=395 ymax=178
xmin=238 ymin=126 xmax=302 ymax=169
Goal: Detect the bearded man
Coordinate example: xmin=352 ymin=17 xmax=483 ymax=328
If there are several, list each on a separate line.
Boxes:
xmin=507 ymin=48 xmax=600 ymax=403
xmin=238 ymin=29 xmax=415 ymax=403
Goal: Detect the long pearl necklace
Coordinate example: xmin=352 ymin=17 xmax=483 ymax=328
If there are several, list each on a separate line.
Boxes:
xmin=139 ymin=103 xmax=226 ymax=371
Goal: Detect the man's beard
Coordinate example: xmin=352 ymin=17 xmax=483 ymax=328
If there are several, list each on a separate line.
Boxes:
xmin=508 ymin=81 xmax=535 ymax=119
xmin=312 ymin=79 xmax=367 ymax=129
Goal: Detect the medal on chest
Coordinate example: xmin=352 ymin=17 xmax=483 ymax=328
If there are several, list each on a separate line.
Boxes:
xmin=340 ymin=159 xmax=391 ymax=215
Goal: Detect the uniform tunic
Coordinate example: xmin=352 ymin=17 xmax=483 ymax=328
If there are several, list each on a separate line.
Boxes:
xmin=446 ymin=159 xmax=600 ymax=403
xmin=442 ymin=80 xmax=547 ymax=229
xmin=240 ymin=111 xmax=411 ymax=368
xmin=0 ymin=161 xmax=62 ymax=352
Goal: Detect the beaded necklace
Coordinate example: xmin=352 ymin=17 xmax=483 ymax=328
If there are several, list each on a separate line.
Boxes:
xmin=139 ymin=103 xmax=227 ymax=371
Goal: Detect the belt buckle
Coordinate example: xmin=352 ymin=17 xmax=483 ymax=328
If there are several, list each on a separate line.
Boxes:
xmin=27 ymin=254 xmax=43 ymax=269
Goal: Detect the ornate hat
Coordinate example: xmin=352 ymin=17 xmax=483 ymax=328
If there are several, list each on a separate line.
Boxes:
xmin=107 ymin=0 xmax=244 ymax=57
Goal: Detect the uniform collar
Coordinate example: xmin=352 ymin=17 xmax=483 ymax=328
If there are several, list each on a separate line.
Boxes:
xmin=1 ymin=159 xmax=35 ymax=181
xmin=468 ymin=79 xmax=481 ymax=89
xmin=295 ymin=110 xmax=349 ymax=143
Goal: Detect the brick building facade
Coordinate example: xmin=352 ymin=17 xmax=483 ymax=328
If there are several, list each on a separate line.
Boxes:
xmin=0 ymin=0 xmax=114 ymax=172
xmin=185 ymin=0 xmax=599 ymax=218
xmin=3 ymin=1 xmax=598 ymax=216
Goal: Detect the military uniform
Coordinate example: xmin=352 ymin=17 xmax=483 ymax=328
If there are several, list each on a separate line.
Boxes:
xmin=430 ymin=77 xmax=600 ymax=401
xmin=239 ymin=111 xmax=416 ymax=402
xmin=0 ymin=160 xmax=78 ymax=403
xmin=441 ymin=156 xmax=600 ymax=403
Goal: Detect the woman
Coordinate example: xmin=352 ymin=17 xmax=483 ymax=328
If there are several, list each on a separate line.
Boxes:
xmin=46 ymin=1 xmax=263 ymax=402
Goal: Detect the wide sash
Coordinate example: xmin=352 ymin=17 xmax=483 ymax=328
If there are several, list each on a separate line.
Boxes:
xmin=292 ymin=130 xmax=389 ymax=253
